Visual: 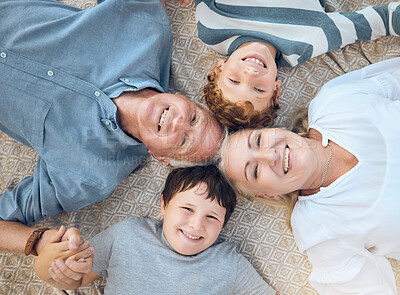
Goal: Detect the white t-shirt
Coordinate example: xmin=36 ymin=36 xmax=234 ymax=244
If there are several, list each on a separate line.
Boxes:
xmin=291 ymin=57 xmax=400 ymax=295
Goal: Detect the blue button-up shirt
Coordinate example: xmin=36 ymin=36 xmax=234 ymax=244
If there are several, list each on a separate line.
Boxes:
xmin=0 ymin=0 xmax=173 ymax=224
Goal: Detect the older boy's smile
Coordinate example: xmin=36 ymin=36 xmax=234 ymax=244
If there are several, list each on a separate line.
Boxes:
xmin=180 ymin=229 xmax=202 ymax=240
xmin=160 ymin=183 xmax=225 ymax=256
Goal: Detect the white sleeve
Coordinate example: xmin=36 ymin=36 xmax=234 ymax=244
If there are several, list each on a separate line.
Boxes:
xmin=306 ymin=239 xmax=397 ymax=295
xmin=321 ymin=57 xmax=400 ymax=90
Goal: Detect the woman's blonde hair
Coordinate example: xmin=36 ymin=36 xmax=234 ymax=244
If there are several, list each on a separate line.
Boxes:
xmin=218 ymin=107 xmax=309 ymax=230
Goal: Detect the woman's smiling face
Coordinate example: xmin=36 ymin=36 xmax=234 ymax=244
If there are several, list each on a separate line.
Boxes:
xmin=221 ymin=128 xmax=318 ymax=196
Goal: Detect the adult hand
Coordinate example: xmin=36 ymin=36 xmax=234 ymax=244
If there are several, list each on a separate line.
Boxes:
xmin=36 ymin=225 xmax=84 ymax=255
xmin=161 ymin=0 xmax=192 ymax=7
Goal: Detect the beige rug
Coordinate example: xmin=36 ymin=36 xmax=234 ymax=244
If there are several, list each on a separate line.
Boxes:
xmin=0 ymin=0 xmax=399 ymax=294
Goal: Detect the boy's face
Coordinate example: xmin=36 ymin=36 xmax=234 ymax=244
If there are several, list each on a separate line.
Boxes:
xmin=215 ymin=42 xmax=281 ymax=112
xmin=160 ymin=182 xmax=226 ymax=256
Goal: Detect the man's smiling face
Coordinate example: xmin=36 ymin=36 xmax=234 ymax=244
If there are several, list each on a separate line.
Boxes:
xmin=136 ymin=93 xmax=223 ymax=165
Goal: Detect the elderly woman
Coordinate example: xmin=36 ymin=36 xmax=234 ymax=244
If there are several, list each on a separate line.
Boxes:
xmin=220 ymin=57 xmax=400 ymax=294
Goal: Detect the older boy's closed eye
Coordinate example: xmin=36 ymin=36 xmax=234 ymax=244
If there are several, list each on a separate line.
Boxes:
xmin=34 ymin=165 xmax=277 ymax=294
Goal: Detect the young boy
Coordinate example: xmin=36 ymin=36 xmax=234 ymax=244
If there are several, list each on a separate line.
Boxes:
xmin=194 ymin=0 xmax=400 ymax=129
xmin=34 ymin=165 xmax=277 ymax=294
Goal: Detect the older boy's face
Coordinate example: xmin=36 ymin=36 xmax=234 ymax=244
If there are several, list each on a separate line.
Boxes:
xmin=215 ymin=42 xmax=281 ymax=112
xmin=160 ymin=182 xmax=226 ymax=256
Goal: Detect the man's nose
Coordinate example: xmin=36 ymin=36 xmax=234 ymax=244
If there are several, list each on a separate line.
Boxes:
xmin=172 ymin=115 xmax=188 ymax=132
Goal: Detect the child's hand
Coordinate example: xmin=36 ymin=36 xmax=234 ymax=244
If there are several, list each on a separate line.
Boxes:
xmin=48 ymin=251 xmax=94 ymax=286
xmin=161 ymin=0 xmax=192 ymax=7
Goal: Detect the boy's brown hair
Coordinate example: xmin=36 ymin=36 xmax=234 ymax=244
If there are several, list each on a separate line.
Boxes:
xmin=203 ymin=71 xmax=280 ymax=130
xmin=162 ymin=165 xmax=237 ymax=226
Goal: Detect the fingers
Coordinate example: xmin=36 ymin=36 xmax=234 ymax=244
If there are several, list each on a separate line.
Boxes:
xmin=67 ymin=245 xmax=94 ymax=261
xmin=65 ymin=255 xmax=94 ymax=274
xmin=62 ymin=227 xmax=83 ymax=251
xmin=49 ymin=259 xmax=83 ymax=283
xmin=49 ymin=226 xmax=67 ymax=243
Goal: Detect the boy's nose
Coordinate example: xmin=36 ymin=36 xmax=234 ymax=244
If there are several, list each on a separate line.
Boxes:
xmin=189 ymin=215 xmax=204 ymax=230
xmin=243 ymin=67 xmax=258 ymax=76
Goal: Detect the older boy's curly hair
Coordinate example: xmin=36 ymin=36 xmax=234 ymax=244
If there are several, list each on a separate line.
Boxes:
xmin=202 ymin=70 xmax=280 ymax=131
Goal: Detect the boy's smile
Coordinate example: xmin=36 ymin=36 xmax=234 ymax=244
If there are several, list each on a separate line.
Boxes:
xmin=215 ymin=42 xmax=281 ymax=112
xmin=160 ymin=182 xmax=226 ymax=256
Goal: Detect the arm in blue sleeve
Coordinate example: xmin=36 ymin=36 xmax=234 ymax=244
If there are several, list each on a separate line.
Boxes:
xmin=0 ymin=157 xmax=112 ymax=225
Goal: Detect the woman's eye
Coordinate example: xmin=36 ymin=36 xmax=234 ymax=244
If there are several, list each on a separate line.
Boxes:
xmin=229 ymin=79 xmax=239 ymax=84
xmin=255 ymin=87 xmax=265 ymax=92
xmin=254 ymin=165 xmax=259 ymax=179
xmin=191 ymin=114 xmax=196 ymax=123
xmin=181 ymin=137 xmax=186 ymax=147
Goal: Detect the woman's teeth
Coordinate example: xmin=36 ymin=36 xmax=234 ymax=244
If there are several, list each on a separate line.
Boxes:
xmin=243 ymin=57 xmax=265 ymax=68
xmin=284 ymin=146 xmax=290 ymax=174
xmin=158 ymin=108 xmax=169 ymax=130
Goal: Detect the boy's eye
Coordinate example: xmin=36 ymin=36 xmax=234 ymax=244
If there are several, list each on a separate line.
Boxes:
xmin=229 ymin=79 xmax=239 ymax=84
xmin=256 ymin=134 xmax=261 ymax=147
xmin=254 ymin=87 xmax=264 ymax=92
xmin=182 ymin=207 xmax=193 ymax=212
xmin=207 ymin=215 xmax=218 ymax=220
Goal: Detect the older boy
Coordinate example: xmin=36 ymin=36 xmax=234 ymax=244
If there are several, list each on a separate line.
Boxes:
xmin=34 ymin=165 xmax=277 ymax=294
xmin=194 ymin=0 xmax=400 ymax=129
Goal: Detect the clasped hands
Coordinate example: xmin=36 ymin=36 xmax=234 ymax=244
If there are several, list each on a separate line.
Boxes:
xmin=34 ymin=226 xmax=93 ymax=288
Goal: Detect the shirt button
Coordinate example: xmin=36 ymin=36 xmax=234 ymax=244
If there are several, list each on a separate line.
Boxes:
xmin=47 ymin=70 xmax=54 ymax=77
xmin=0 ymin=52 xmax=6 ymax=58
xmin=105 ymin=121 xmax=110 ymax=126
xmin=124 ymin=78 xmax=130 ymax=83
xmin=94 ymin=91 xmax=101 ymax=97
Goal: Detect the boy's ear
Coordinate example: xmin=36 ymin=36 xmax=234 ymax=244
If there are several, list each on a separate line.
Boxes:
xmin=160 ymin=194 xmax=166 ymax=216
xmin=149 ymin=151 xmax=170 ymax=166
xmin=210 ymin=59 xmax=225 ymax=80
xmin=256 ymin=194 xmax=281 ymax=201
xmin=275 ymin=80 xmax=282 ymax=102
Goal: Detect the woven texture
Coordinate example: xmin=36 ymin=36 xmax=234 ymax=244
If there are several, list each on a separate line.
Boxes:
xmin=1 ymin=0 xmax=399 ymax=294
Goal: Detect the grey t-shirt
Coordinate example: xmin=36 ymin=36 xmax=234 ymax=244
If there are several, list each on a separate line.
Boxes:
xmin=91 ymin=217 xmax=275 ymax=294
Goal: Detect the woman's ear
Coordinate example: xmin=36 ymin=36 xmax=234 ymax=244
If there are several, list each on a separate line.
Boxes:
xmin=256 ymin=194 xmax=281 ymax=200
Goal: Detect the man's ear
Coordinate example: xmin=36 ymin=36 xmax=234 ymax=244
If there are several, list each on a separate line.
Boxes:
xmin=149 ymin=151 xmax=170 ymax=166
xmin=160 ymin=194 xmax=166 ymax=216
xmin=256 ymin=194 xmax=281 ymax=200
xmin=275 ymin=79 xmax=282 ymax=102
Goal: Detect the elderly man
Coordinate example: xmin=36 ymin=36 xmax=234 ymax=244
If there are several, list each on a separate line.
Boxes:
xmin=0 ymin=0 xmax=223 ymax=255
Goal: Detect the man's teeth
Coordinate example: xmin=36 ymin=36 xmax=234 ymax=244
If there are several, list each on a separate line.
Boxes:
xmin=182 ymin=230 xmax=201 ymax=240
xmin=284 ymin=146 xmax=290 ymax=174
xmin=244 ymin=57 xmax=265 ymax=67
xmin=158 ymin=108 xmax=169 ymax=128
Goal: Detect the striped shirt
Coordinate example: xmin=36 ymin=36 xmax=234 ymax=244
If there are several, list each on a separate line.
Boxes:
xmin=195 ymin=0 xmax=400 ymax=68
